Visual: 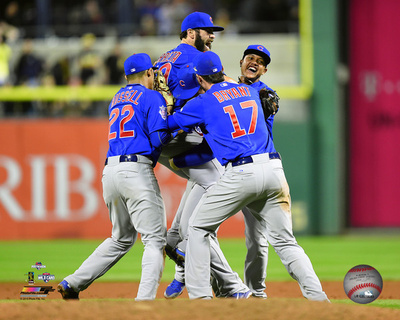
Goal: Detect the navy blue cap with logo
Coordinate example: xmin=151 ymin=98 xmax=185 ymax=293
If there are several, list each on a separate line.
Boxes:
xmin=181 ymin=12 xmax=224 ymax=32
xmin=174 ymin=63 xmax=201 ymax=100
xmin=193 ymin=51 xmax=223 ymax=76
xmin=243 ymin=45 xmax=271 ymax=66
xmin=124 ymin=53 xmax=157 ymax=75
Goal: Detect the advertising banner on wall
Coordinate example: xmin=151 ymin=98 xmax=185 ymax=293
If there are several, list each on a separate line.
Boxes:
xmin=349 ymin=0 xmax=400 ymax=226
xmin=0 ymin=120 xmax=245 ymax=239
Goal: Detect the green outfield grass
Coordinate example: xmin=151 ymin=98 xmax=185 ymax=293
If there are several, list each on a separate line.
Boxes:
xmin=334 ymin=299 xmax=400 ymax=310
xmin=1 ymin=235 xmax=399 ymax=283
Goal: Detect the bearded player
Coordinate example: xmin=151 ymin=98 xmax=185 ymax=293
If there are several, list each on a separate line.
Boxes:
xmin=154 ymin=12 xmax=250 ymax=299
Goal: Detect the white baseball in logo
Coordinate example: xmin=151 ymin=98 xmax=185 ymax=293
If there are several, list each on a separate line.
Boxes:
xmin=343 ymin=264 xmax=383 ymax=304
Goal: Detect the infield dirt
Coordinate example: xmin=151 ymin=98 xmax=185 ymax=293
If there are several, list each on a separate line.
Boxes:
xmin=1 ymin=281 xmax=399 ymax=320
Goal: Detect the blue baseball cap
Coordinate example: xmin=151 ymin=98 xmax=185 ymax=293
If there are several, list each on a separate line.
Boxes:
xmin=174 ymin=63 xmax=201 ymax=100
xmin=181 ymin=12 xmax=224 ymax=32
xmin=193 ymin=51 xmax=223 ymax=76
xmin=124 ymin=53 xmax=156 ymax=75
xmin=243 ymin=45 xmax=271 ymax=65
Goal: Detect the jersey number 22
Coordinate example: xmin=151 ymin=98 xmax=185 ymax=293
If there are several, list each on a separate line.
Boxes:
xmin=108 ymin=105 xmax=135 ymax=140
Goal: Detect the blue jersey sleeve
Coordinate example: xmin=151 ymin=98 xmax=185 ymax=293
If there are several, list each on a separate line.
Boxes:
xmin=171 ymin=97 xmax=205 ymax=132
xmin=172 ymin=139 xmax=214 ymax=168
xmin=149 ymin=130 xmax=171 ymax=149
xmin=146 ymin=90 xmax=169 ymax=134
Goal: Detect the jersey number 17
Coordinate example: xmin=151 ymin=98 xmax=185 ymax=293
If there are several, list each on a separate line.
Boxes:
xmin=223 ymin=100 xmax=258 ymax=138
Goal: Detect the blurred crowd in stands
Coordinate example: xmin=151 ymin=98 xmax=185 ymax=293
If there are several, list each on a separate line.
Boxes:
xmin=0 ymin=0 xmax=298 ymax=117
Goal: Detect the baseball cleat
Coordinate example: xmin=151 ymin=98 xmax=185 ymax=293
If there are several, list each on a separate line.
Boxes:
xmin=229 ymin=290 xmax=252 ymax=299
xmin=164 ymin=279 xmax=185 ymax=299
xmin=251 ymin=292 xmax=267 ymax=299
xmin=57 ymin=280 xmax=79 ymax=300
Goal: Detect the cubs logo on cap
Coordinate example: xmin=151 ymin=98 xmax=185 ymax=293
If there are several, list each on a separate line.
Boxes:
xmin=181 ymin=12 xmax=224 ymax=32
xmin=124 ymin=53 xmax=157 ymax=75
xmin=173 ymin=63 xmax=201 ymax=100
xmin=243 ymin=44 xmax=271 ymax=66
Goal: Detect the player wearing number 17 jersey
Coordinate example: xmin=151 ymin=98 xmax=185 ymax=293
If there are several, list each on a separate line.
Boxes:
xmin=171 ymin=69 xmax=275 ymax=166
xmin=168 ymin=51 xmax=329 ymax=301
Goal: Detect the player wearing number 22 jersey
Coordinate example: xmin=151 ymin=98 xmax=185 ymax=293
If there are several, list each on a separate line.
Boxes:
xmin=107 ymin=81 xmax=169 ymax=162
xmin=58 ymin=53 xmax=170 ymax=302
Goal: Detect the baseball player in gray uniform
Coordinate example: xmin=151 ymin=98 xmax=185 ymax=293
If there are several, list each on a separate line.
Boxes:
xmin=238 ymin=45 xmax=275 ymax=298
xmin=212 ymin=44 xmax=276 ymax=299
xmin=168 ymin=45 xmax=273 ymax=299
xmin=155 ymin=12 xmax=250 ymax=299
xmin=168 ymin=51 xmax=329 ymax=301
xmin=57 ymin=53 xmax=171 ymax=301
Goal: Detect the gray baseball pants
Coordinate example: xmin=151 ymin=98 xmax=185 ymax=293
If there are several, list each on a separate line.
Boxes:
xmin=159 ymin=132 xmax=249 ymax=295
xmin=185 ymin=153 xmax=328 ymax=301
xmin=64 ymin=155 xmax=167 ymax=301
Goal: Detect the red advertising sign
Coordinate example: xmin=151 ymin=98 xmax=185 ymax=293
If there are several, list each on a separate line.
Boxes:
xmin=349 ymin=0 xmax=400 ymax=226
xmin=0 ymin=120 xmax=244 ymax=239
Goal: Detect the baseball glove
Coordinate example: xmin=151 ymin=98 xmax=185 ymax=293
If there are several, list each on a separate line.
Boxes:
xmin=165 ymin=244 xmax=185 ymax=268
xmin=153 ymin=69 xmax=175 ymax=115
xmin=259 ymin=88 xmax=280 ymax=119
xmin=238 ymin=75 xmax=253 ymax=85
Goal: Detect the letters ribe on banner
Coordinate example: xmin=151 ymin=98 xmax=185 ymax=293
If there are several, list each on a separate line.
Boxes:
xmin=0 ymin=120 xmax=245 ymax=239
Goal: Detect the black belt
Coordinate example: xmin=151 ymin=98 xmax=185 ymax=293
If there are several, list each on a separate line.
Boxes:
xmin=104 ymin=154 xmax=153 ymax=166
xmin=230 ymin=152 xmax=281 ymax=167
